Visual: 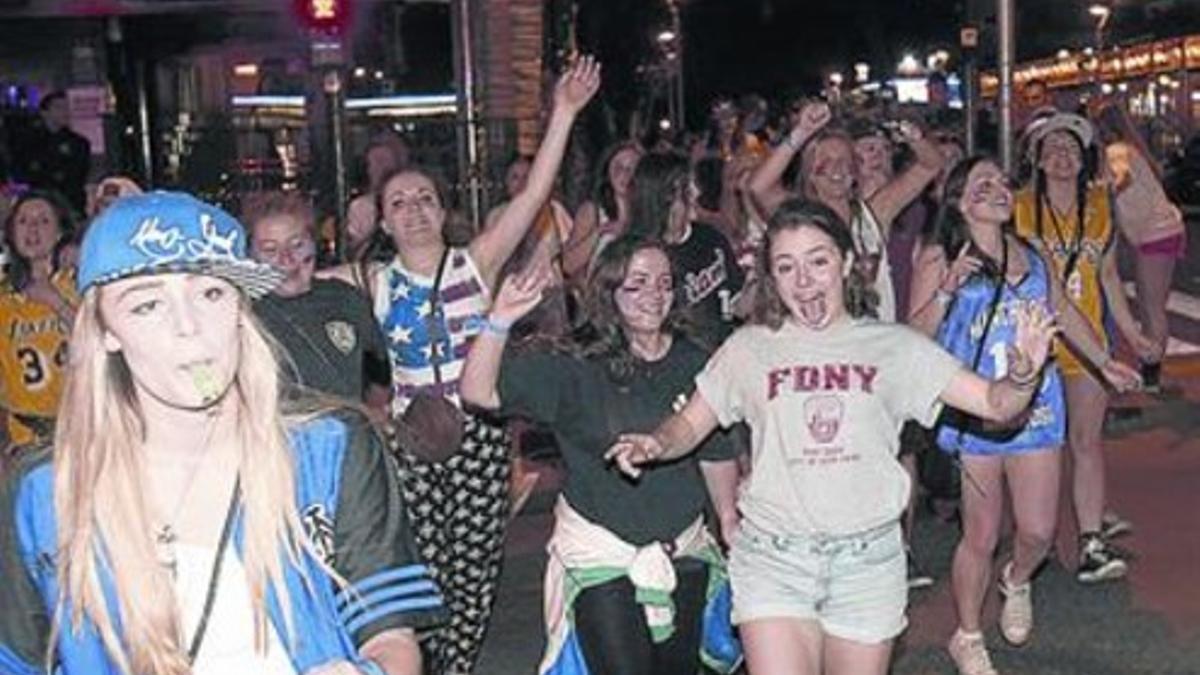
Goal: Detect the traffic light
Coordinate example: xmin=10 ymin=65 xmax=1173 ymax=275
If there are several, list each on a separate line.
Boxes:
xmin=293 ymin=0 xmax=353 ymax=37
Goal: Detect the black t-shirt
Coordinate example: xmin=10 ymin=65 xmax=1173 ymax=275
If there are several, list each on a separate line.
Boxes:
xmin=497 ymin=338 xmax=734 ymax=545
xmin=669 ymin=222 xmax=745 ymax=347
xmin=254 ymin=278 xmax=389 ymax=401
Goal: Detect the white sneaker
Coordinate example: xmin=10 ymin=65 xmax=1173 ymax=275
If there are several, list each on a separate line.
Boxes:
xmin=998 ymin=562 xmax=1033 ymax=646
xmin=948 ymin=629 xmax=999 ymax=675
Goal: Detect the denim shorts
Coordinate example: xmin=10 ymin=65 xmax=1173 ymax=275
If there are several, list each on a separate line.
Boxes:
xmin=727 ymin=519 xmax=907 ymax=644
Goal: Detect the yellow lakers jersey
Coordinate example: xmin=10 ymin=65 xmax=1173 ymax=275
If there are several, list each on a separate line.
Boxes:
xmin=1014 ymin=185 xmax=1113 ymax=376
xmin=0 ymin=269 xmax=78 ymax=446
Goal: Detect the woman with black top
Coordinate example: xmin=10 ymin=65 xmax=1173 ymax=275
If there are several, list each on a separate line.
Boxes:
xmin=460 ymin=236 xmax=741 ymax=675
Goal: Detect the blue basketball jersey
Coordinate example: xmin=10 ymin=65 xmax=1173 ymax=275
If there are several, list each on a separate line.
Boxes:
xmin=934 ymin=242 xmax=1067 ymax=455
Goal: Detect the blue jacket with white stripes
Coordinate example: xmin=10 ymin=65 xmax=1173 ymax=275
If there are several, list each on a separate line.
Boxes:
xmin=0 ymin=412 xmax=445 ymax=674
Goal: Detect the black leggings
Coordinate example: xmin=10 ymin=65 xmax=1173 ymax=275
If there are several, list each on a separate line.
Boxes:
xmin=574 ymin=557 xmax=709 ymax=675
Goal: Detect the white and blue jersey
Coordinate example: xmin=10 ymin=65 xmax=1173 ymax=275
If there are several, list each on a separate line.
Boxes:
xmin=0 ymin=412 xmax=446 ymax=674
xmin=934 ymin=242 xmax=1067 ymax=456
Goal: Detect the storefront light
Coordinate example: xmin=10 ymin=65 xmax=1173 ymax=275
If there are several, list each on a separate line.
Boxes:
xmin=233 ymin=63 xmax=259 ymax=77
xmin=897 ymin=54 xmax=920 ymax=75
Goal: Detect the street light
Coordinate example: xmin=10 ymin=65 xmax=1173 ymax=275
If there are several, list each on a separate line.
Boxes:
xmin=854 ymin=62 xmax=870 ymax=84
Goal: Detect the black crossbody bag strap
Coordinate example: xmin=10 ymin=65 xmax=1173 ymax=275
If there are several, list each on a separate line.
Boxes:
xmin=187 ymin=477 xmax=241 ymax=664
xmin=426 ymin=248 xmax=453 ymax=390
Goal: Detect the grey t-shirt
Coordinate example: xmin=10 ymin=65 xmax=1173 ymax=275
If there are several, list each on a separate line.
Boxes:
xmin=696 ymin=318 xmax=962 ymax=536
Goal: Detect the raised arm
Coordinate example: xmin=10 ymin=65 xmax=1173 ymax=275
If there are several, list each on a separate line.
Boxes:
xmin=470 ymin=57 xmax=601 ymax=290
xmin=937 ymin=301 xmax=1057 ymax=422
xmin=459 ymin=260 xmax=555 ymax=410
xmin=748 ymin=101 xmax=831 ymax=219
xmin=604 ymin=391 xmax=721 ymax=479
xmin=867 ymin=123 xmax=943 ymax=233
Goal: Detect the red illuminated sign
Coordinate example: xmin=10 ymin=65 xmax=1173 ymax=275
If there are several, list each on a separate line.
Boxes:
xmin=293 ymin=0 xmax=352 ymax=36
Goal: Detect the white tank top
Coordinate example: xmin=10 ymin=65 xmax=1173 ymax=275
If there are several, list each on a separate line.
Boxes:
xmin=174 ymin=543 xmax=298 ymax=674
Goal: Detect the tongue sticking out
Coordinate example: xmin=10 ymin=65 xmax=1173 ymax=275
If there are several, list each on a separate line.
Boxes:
xmin=797 ymin=295 xmax=828 ymax=328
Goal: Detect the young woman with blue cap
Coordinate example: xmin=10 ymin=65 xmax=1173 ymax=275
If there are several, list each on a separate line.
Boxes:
xmin=0 ymin=191 xmax=444 ymax=674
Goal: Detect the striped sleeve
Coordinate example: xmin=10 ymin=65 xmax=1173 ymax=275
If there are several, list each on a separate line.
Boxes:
xmin=332 ymin=418 xmax=446 ymax=645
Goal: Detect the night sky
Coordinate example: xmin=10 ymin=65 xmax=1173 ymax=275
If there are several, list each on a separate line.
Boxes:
xmin=577 ymin=0 xmax=1200 ymax=128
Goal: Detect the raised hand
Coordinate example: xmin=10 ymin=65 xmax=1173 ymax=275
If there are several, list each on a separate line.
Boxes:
xmin=790 ymin=101 xmax=832 ymax=142
xmin=553 ymin=55 xmax=602 ymax=116
xmin=603 ymin=433 xmax=664 ymax=479
xmin=893 ymin=119 xmax=925 ymax=144
xmin=1010 ymin=301 xmax=1059 ymax=378
xmin=492 ymin=257 xmax=554 ymax=325
xmin=941 ymin=243 xmax=984 ymax=293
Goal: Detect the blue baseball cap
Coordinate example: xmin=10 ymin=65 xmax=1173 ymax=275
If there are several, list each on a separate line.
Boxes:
xmin=77 ymin=191 xmax=283 ymax=298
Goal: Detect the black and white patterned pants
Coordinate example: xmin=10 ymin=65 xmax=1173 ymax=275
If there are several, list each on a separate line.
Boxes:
xmin=395 ymin=413 xmax=511 ymax=675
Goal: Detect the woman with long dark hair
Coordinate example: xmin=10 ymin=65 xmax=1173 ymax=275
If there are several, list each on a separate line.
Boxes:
xmin=460 ymin=236 xmax=741 ymax=675
xmin=1014 ymin=112 xmax=1153 ymax=585
xmin=608 ymin=199 xmax=1059 ymax=674
xmin=565 ymin=141 xmax=643 ymax=283
xmin=0 ymin=190 xmax=78 ymax=452
xmin=909 ymin=156 xmax=1138 ymax=675
xmin=321 ymin=57 xmax=600 ymax=674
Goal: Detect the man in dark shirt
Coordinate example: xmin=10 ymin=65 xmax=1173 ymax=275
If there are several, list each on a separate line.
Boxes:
xmin=15 ymin=92 xmax=90 ymax=215
xmin=245 ymin=192 xmax=390 ymax=413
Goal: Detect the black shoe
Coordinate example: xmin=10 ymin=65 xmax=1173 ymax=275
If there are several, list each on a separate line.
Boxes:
xmin=1077 ymin=533 xmax=1128 ymax=584
xmin=907 ymin=551 xmax=934 ymax=589
xmin=1141 ymin=361 xmax=1163 ymax=393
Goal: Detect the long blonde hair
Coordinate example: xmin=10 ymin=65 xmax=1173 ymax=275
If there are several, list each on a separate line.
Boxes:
xmin=51 ymin=289 xmax=312 ymax=674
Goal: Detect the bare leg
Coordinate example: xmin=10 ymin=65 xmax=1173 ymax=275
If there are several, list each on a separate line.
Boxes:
xmin=1003 ymin=448 xmax=1061 ymax=583
xmin=1063 ymin=372 xmax=1110 ymax=535
xmin=951 ymin=455 xmax=1006 ymax=633
xmin=824 ymin=633 xmax=894 ymax=675
xmin=1134 ymin=248 xmax=1176 ymax=361
xmin=741 ymin=617 xmax=822 ymax=675
xmin=900 ymin=451 xmax=918 ymax=543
